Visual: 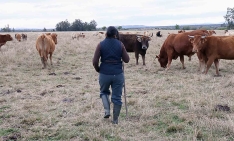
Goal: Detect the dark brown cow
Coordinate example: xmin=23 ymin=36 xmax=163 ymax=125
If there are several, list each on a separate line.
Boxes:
xmin=22 ymin=34 xmax=27 ymax=40
xmin=0 ymin=34 xmax=13 ymax=50
xmin=189 ymin=35 xmax=234 ymax=76
xmin=118 ymin=34 xmax=151 ymax=65
xmin=156 ymin=30 xmax=209 ymax=70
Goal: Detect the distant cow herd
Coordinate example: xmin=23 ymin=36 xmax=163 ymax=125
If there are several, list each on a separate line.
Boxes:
xmin=0 ymin=29 xmax=234 ymax=76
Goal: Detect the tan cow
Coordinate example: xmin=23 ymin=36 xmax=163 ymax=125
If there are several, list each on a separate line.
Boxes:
xmin=36 ymin=33 xmax=57 ymax=69
xmin=15 ymin=34 xmax=22 ymax=42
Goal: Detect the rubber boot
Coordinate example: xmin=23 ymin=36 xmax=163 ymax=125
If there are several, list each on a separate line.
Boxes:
xmin=101 ymin=95 xmax=110 ymax=118
xmin=112 ymin=104 xmax=122 ymax=124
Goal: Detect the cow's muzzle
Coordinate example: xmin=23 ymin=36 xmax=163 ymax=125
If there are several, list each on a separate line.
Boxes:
xmin=142 ymin=46 xmax=148 ymax=50
xmin=192 ymin=49 xmax=198 ymax=53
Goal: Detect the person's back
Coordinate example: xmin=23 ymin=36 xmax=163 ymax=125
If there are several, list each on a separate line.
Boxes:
xmin=92 ymin=26 xmax=129 ymax=124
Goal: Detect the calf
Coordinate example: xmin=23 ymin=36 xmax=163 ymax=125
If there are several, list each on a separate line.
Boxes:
xmin=36 ymin=33 xmax=57 ymax=69
xmin=0 ymin=34 xmax=13 ymax=50
xmin=119 ymin=34 xmax=151 ymax=65
xmin=189 ymin=35 xmax=234 ymax=76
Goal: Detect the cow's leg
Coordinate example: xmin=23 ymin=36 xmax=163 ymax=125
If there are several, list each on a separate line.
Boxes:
xmin=49 ymin=53 xmax=53 ymax=66
xmin=41 ymin=57 xmax=46 ymax=69
xmin=179 ymin=55 xmax=186 ymax=69
xmin=214 ymin=59 xmax=220 ymax=76
xmin=142 ymin=55 xmax=146 ymax=65
xmin=135 ymin=53 xmax=139 ymax=65
xmin=205 ymin=58 xmax=214 ymax=75
xmin=166 ymin=56 xmax=173 ymax=71
xmin=188 ymin=56 xmax=191 ymax=61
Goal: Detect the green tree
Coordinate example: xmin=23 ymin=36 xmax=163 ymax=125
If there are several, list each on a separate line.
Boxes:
xmin=102 ymin=26 xmax=106 ymax=31
xmin=1 ymin=24 xmax=11 ymax=32
xmin=70 ymin=19 xmax=83 ymax=31
xmin=118 ymin=26 xmax=122 ymax=30
xmin=55 ymin=19 xmax=71 ymax=31
xmin=175 ymin=24 xmax=180 ymax=29
xmin=43 ymin=27 xmax=47 ymax=32
xmin=224 ymin=7 xmax=234 ymax=29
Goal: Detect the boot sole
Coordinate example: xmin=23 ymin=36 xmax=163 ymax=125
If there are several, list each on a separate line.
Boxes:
xmin=104 ymin=115 xmax=110 ymax=118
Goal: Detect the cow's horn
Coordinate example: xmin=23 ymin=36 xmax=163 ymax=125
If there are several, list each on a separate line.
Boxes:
xmin=188 ymin=35 xmax=194 ymax=38
xmin=201 ymin=36 xmax=206 ymax=38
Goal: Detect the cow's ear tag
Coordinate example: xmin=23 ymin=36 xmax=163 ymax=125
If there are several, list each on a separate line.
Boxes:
xmin=137 ymin=37 xmax=142 ymax=42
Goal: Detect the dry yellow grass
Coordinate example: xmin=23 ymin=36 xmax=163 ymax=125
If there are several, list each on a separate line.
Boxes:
xmin=0 ymin=30 xmax=234 ymax=140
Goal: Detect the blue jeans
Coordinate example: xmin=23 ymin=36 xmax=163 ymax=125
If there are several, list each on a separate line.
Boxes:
xmin=99 ymin=73 xmax=124 ymax=105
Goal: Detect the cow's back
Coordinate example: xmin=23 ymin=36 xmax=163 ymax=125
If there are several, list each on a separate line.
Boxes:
xmin=118 ymin=34 xmax=137 ymax=52
xmin=205 ymin=36 xmax=234 ymax=59
xmin=173 ymin=30 xmax=208 ymax=55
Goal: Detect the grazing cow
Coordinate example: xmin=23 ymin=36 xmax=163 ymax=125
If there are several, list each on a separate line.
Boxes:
xmin=156 ymin=31 xmax=162 ymax=37
xmin=156 ymin=30 xmax=209 ymax=70
xmin=189 ymin=35 xmax=234 ymax=76
xmin=178 ymin=30 xmax=185 ymax=33
xmin=118 ymin=34 xmax=151 ymax=65
xmin=208 ymin=30 xmax=216 ymax=36
xmin=22 ymin=34 xmax=27 ymax=40
xmin=35 ymin=33 xmax=57 ymax=69
xmin=0 ymin=34 xmax=13 ymax=50
xmin=15 ymin=34 xmax=22 ymax=42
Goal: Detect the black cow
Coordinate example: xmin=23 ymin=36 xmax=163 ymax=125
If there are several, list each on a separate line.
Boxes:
xmin=118 ymin=34 xmax=151 ymax=65
xmin=156 ymin=31 xmax=162 ymax=37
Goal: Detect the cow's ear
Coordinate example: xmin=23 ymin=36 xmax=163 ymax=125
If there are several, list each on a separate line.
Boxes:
xmin=148 ymin=37 xmax=151 ymax=41
xmin=156 ymin=55 xmax=160 ymax=58
xmin=137 ymin=37 xmax=142 ymax=42
xmin=189 ymin=38 xmax=194 ymax=43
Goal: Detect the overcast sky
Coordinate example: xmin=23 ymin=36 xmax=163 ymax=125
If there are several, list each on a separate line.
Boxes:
xmin=0 ymin=0 xmax=233 ymax=29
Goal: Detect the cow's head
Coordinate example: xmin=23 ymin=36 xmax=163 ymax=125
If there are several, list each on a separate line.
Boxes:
xmin=5 ymin=34 xmax=13 ymax=41
xmin=188 ymin=35 xmax=206 ymax=53
xmin=51 ymin=33 xmax=58 ymax=44
xmin=156 ymin=55 xmax=168 ymax=68
xmin=136 ymin=35 xmax=151 ymax=50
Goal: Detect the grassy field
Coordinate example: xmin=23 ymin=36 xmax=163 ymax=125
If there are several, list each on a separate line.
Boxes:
xmin=0 ymin=30 xmax=234 ymax=141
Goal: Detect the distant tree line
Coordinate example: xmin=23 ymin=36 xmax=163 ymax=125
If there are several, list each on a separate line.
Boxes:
xmin=55 ymin=19 xmax=97 ymax=31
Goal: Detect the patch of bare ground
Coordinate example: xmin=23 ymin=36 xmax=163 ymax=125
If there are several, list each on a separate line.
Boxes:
xmin=0 ymin=30 xmax=234 ymax=140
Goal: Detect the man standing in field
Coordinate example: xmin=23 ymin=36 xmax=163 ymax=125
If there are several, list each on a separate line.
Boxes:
xmin=92 ymin=26 xmax=130 ymax=124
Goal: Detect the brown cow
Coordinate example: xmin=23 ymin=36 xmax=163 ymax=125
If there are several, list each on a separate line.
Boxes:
xmin=15 ymin=34 xmax=22 ymax=42
xmin=156 ymin=30 xmax=209 ymax=70
xmin=35 ymin=33 xmax=57 ymax=69
xmin=118 ymin=34 xmax=151 ymax=65
xmin=189 ymin=35 xmax=234 ymax=76
xmin=22 ymin=34 xmax=27 ymax=40
xmin=0 ymin=34 xmax=13 ymax=50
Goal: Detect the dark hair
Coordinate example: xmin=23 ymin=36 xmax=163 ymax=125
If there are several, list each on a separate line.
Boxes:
xmin=106 ymin=26 xmax=118 ymax=38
